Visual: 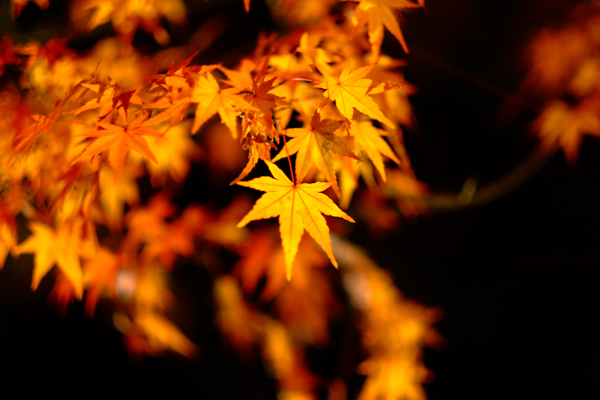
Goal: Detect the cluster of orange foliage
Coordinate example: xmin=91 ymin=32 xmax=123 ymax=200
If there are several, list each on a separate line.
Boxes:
xmin=0 ymin=0 xmax=443 ymax=398
xmin=526 ymin=4 xmax=600 ymax=163
xmin=3 ymin=0 xmax=598 ymax=397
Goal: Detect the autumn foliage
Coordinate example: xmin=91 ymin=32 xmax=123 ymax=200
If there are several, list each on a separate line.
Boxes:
xmin=2 ymin=0 xmax=596 ymax=398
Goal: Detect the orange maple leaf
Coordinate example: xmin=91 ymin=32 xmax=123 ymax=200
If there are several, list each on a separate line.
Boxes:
xmin=237 ymin=160 xmax=354 ymax=279
xmin=535 ymin=100 xmax=600 ymax=163
xmin=12 ymin=100 xmax=64 ymax=157
xmin=82 ymin=247 xmax=120 ymax=317
xmin=73 ymin=112 xmax=160 ymax=178
xmin=315 ymin=64 xmax=394 ymax=129
xmin=17 ymin=219 xmax=88 ymax=299
xmin=135 ymin=311 xmax=199 ymax=358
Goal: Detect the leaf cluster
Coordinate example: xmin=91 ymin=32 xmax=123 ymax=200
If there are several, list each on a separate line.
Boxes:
xmin=0 ymin=0 xmax=438 ymax=398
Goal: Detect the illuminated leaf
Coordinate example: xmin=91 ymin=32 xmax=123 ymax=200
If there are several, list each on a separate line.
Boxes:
xmin=315 ymin=64 xmax=394 ymax=129
xmin=272 ymin=111 xmax=361 ymax=197
xmin=344 ymin=0 xmax=424 ymax=54
xmin=351 ymin=119 xmax=400 ymax=181
xmin=191 ymin=72 xmax=253 ymax=137
xmin=535 ymin=100 xmax=600 ymax=163
xmin=82 ymin=247 xmax=120 ymax=317
xmin=0 ymin=200 xmax=17 ymax=269
xmin=17 ymin=219 xmax=87 ymax=299
xmin=135 ymin=311 xmax=199 ymax=358
xmin=237 ymin=161 xmax=354 ymax=279
xmin=243 ymin=77 xmax=290 ymax=137
xmin=73 ymin=112 xmax=160 ymax=178
xmin=214 ymin=276 xmax=255 ymax=356
xmin=98 ymin=163 xmax=140 ymax=231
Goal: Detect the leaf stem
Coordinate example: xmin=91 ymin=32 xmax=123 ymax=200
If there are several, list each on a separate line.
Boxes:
xmin=282 ymin=133 xmax=295 ymax=185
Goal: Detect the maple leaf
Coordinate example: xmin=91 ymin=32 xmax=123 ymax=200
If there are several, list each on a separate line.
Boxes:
xmin=351 ymin=119 xmax=400 ymax=181
xmin=75 ymin=0 xmax=187 ymax=46
xmin=145 ymin=64 xmax=219 ymax=134
xmin=357 ymin=356 xmax=428 ymax=400
xmin=275 ymin=261 xmax=335 ymax=346
xmin=297 ymin=32 xmax=334 ymax=75
xmin=134 ymin=121 xmax=199 ymax=187
xmin=191 ymin=72 xmax=253 ymax=137
xmin=135 ymin=311 xmax=199 ymax=358
xmin=214 ymin=276 xmax=255 ymax=357
xmin=140 ymin=218 xmax=196 ymax=269
xmin=315 ymin=64 xmax=394 ymax=129
xmin=230 ymin=125 xmax=275 ymax=185
xmin=12 ymin=100 xmax=64 ymax=157
xmin=261 ymin=317 xmax=318 ymax=395
xmin=0 ymin=200 xmax=18 ymax=268
xmin=344 ymin=0 xmax=424 ymax=54
xmin=272 ymin=111 xmax=361 ymax=198
xmin=535 ymin=99 xmax=600 ymax=163
xmin=73 ymin=112 xmax=160 ymax=178
xmin=82 ymin=246 xmax=120 ymax=317
xmin=234 ymin=232 xmax=335 ymax=344
xmin=243 ymin=77 xmax=291 ymax=138
xmin=48 ymin=274 xmax=77 ymax=318
xmin=237 ymin=160 xmax=354 ymax=279
xmin=134 ymin=265 xmax=174 ymax=311
xmin=17 ymin=219 xmax=88 ymax=299
xmin=219 ymin=59 xmax=256 ymax=93
xmin=98 ymin=163 xmax=140 ymax=231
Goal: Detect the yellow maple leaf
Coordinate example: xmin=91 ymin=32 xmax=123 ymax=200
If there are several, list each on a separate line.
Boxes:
xmin=133 ymin=121 xmax=199 ymax=186
xmin=315 ymin=64 xmax=394 ymax=129
xmin=297 ymin=32 xmax=334 ymax=75
xmin=237 ymin=160 xmax=354 ymax=279
xmin=75 ymin=0 xmax=187 ymax=46
xmin=345 ymin=0 xmax=424 ymax=54
xmin=351 ymin=119 xmax=400 ymax=181
xmin=17 ymin=219 xmax=87 ymax=299
xmin=272 ymin=111 xmax=361 ymax=198
xmin=0 ymin=223 xmax=16 ymax=268
xmin=357 ymin=356 xmax=428 ymax=400
xmin=191 ymin=72 xmax=253 ymax=137
xmin=0 ymin=201 xmax=18 ymax=269
xmin=214 ymin=276 xmax=255 ymax=357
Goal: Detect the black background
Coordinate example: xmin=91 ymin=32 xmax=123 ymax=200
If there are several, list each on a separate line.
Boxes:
xmin=1 ymin=0 xmax=600 ymax=398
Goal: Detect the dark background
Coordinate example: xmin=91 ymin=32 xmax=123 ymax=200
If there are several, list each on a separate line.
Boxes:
xmin=1 ymin=0 xmax=600 ymax=398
